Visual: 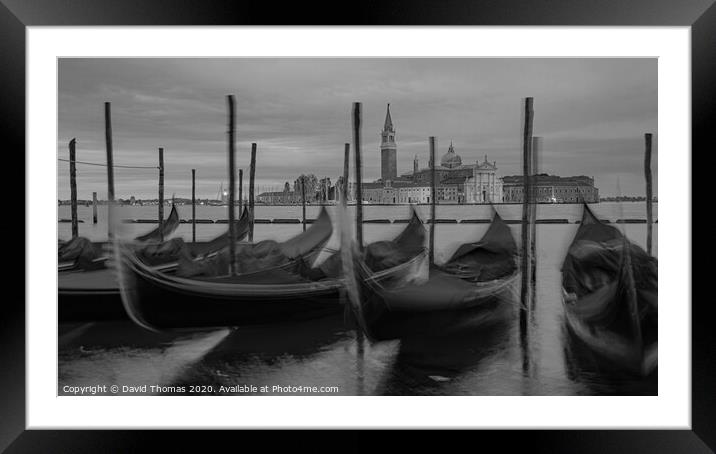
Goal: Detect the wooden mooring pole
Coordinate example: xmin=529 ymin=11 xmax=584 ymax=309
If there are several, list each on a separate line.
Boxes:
xmin=301 ymin=176 xmax=307 ymax=232
xmin=644 ymin=133 xmax=653 ymax=256
xmin=158 ymin=147 xmax=164 ymax=241
xmin=249 ymin=143 xmax=257 ymax=242
xmin=520 ymin=97 xmax=535 ymax=374
xmin=347 ymin=118 xmax=364 ymax=386
xmin=429 ymin=136 xmax=437 ymax=265
xmin=352 ymin=102 xmax=363 ymax=251
xmin=92 ymin=191 xmax=98 ymax=224
xmin=104 ymin=102 xmax=115 ymax=240
xmin=343 ymin=143 xmax=350 ymax=202
xmin=530 ymin=136 xmax=541 ymax=311
xmin=68 ymin=138 xmax=78 ymax=238
xmin=191 ymin=169 xmax=196 ymax=244
xmin=227 ymin=95 xmax=237 ymax=275
xmin=238 ymin=169 xmax=243 ymax=215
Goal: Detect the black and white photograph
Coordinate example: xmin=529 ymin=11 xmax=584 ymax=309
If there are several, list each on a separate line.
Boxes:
xmin=56 ymin=57 xmax=658 ymax=397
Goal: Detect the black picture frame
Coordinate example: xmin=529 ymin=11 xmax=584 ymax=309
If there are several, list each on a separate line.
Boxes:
xmin=5 ymin=0 xmax=710 ymax=451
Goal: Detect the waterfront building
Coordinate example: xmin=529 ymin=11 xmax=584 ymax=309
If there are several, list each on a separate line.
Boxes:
xmin=396 ymin=184 xmax=432 ymax=204
xmin=358 ymin=180 xmax=456 ymax=204
xmin=361 ymin=182 xmax=394 ymax=204
xmin=501 ymin=174 xmax=599 ymax=203
xmin=465 ymin=156 xmax=502 ymax=203
xmin=399 ymin=144 xmax=503 ymax=203
xmin=256 ymin=190 xmax=301 ymax=204
xmin=404 ymin=142 xmax=475 ymax=186
xmin=258 ymin=175 xmax=340 ymax=204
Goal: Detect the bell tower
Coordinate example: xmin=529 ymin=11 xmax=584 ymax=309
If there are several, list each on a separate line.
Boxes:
xmin=380 ymin=103 xmax=397 ymax=184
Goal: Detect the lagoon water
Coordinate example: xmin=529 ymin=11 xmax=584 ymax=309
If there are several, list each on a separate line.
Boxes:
xmin=58 ymin=202 xmax=657 ymax=396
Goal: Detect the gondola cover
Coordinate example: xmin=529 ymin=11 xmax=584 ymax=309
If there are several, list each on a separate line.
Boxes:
xmin=561 ymin=204 xmax=657 ymax=376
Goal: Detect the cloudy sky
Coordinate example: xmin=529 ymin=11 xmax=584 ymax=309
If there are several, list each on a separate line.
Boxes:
xmin=58 ymin=58 xmax=657 ymax=200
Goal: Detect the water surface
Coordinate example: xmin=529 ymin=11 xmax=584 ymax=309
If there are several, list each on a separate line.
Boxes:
xmin=58 ymin=202 xmax=658 ymax=396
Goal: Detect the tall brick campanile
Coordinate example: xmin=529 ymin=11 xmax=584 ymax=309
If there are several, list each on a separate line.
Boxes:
xmin=380 ymin=103 xmax=397 ymax=184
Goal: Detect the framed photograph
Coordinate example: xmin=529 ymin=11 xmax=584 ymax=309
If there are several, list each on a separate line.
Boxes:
xmin=6 ymin=0 xmax=710 ymax=450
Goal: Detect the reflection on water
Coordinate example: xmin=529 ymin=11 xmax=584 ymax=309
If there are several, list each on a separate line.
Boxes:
xmin=375 ymin=321 xmax=513 ymax=395
xmin=58 ymin=322 xmax=231 ymax=395
xmin=58 ymin=310 xmax=656 ymax=396
xmin=166 ymin=314 xmax=352 ymax=395
xmin=562 ymin=323 xmax=658 ymax=396
xmin=58 ymin=203 xmax=657 ymax=396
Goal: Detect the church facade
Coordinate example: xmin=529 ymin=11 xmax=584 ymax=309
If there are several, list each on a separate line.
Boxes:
xmin=370 ymin=104 xmax=503 ymax=204
xmin=399 ymin=143 xmax=503 ymax=203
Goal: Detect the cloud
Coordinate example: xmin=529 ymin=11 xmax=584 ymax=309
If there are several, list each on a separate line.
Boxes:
xmin=58 ymin=58 xmax=657 ymax=199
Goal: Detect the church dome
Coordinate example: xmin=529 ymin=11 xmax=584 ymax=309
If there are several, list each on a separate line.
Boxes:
xmin=440 ymin=142 xmax=462 ymax=168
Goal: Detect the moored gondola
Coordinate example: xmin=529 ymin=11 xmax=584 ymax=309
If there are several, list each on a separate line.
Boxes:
xmin=58 ymin=204 xmax=183 ymax=271
xmin=134 ymin=203 xmax=181 ymax=242
xmin=58 ymin=207 xmax=251 ymax=322
xmin=343 ymin=209 xmax=520 ymax=341
xmin=561 ymin=204 xmax=657 ymax=377
xmin=116 ymin=207 xmax=429 ymax=331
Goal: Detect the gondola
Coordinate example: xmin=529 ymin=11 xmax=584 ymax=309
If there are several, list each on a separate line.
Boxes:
xmin=58 ymin=207 xmax=251 ymax=322
xmin=561 ymin=204 xmax=657 ymax=377
xmin=58 ymin=204 xmax=182 ymax=271
xmin=116 ymin=207 xmax=428 ymax=331
xmin=135 ymin=207 xmax=252 ymax=267
xmin=134 ymin=203 xmax=181 ymax=242
xmin=343 ymin=209 xmax=520 ymax=341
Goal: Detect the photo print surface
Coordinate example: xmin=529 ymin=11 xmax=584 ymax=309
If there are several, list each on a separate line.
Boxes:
xmin=57 ymin=58 xmax=658 ymax=396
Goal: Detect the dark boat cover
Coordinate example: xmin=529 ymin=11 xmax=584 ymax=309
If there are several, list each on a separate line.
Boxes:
xmin=342 ymin=209 xmax=519 ymax=340
xmin=175 ymin=207 xmax=333 ymax=279
xmin=365 ymin=209 xmax=427 ymax=273
xmin=135 ymin=206 xmax=251 ymax=266
xmin=357 ymin=210 xmax=518 ymax=312
xmin=439 ymin=211 xmax=517 ymax=282
xmin=561 ymin=204 xmax=657 ymax=343
xmin=318 ymin=209 xmax=426 ymax=278
xmin=562 ymin=205 xmax=657 ymax=303
xmin=58 ymin=236 xmax=103 ymax=269
xmin=189 ymin=206 xmax=251 ymax=257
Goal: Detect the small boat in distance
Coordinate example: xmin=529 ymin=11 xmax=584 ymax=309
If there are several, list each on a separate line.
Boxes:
xmin=561 ymin=204 xmax=657 ymax=377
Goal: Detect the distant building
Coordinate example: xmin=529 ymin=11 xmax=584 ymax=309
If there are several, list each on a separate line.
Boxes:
xmin=380 ymin=104 xmax=397 ymax=183
xmin=361 ymin=181 xmax=432 ymax=204
xmin=502 ymin=174 xmax=599 ymax=203
xmin=397 ymin=144 xmax=503 ymax=203
xmin=464 ymin=156 xmax=502 ymax=203
xmin=256 ymin=191 xmax=300 ymax=204
xmin=403 ymin=142 xmax=476 ymax=187
xmin=357 ymin=179 xmax=464 ymax=204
